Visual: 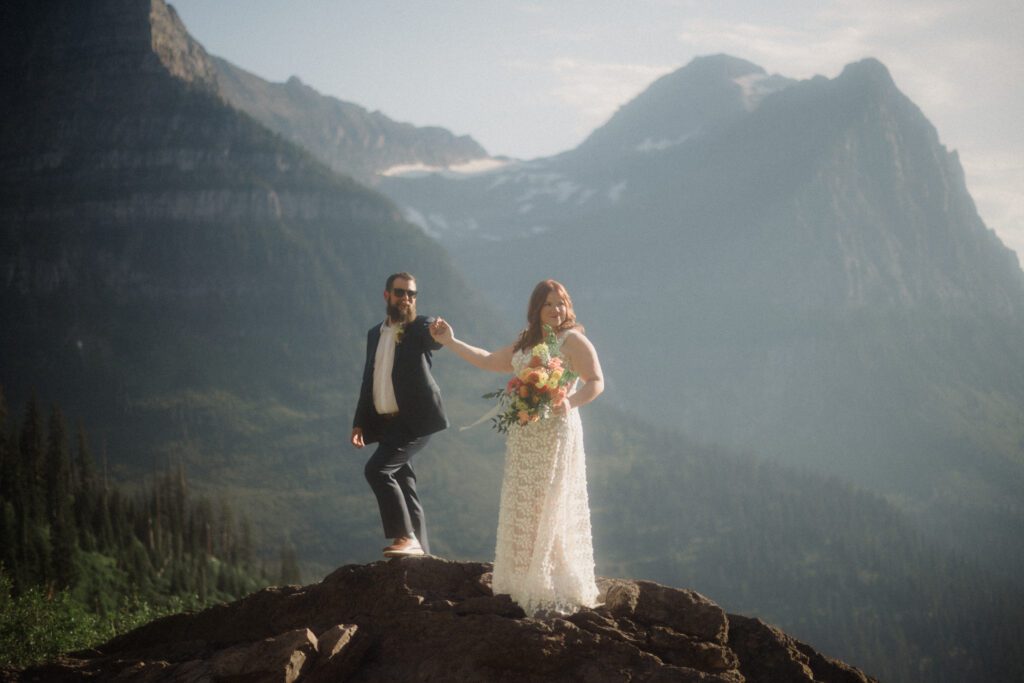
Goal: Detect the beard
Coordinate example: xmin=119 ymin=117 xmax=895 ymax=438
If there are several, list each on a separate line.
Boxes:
xmin=387 ymin=300 xmax=416 ymax=324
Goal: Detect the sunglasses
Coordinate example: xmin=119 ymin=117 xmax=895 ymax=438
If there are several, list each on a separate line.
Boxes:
xmin=391 ymin=287 xmax=418 ymax=299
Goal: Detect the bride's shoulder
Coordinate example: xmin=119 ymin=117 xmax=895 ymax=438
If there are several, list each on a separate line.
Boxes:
xmin=559 ymin=327 xmax=591 ymax=348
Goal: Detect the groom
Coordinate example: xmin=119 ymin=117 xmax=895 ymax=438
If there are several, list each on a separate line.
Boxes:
xmin=351 ymin=272 xmax=448 ymax=558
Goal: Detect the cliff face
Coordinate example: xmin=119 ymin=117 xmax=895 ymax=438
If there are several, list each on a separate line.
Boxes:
xmin=10 ymin=558 xmax=877 ymax=682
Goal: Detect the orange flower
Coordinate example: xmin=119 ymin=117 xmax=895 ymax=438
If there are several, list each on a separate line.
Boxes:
xmin=528 ymin=355 xmax=543 ymax=368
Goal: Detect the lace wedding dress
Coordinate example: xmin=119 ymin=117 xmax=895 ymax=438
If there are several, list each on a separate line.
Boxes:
xmin=491 ymin=341 xmax=599 ymax=616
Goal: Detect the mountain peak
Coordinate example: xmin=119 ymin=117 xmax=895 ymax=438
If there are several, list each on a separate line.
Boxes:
xmin=1 ymin=0 xmax=218 ymax=93
xmin=14 ymin=558 xmax=878 ymax=682
xmin=149 ymin=0 xmax=218 ymax=89
xmin=682 ymin=53 xmax=767 ymax=79
xmin=834 ymin=57 xmax=898 ymax=98
xmin=575 ymin=53 xmax=792 ymax=158
xmin=839 ymin=57 xmax=893 ymax=81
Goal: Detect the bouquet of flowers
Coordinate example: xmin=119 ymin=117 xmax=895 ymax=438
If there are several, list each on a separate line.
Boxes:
xmin=483 ymin=326 xmax=578 ymax=433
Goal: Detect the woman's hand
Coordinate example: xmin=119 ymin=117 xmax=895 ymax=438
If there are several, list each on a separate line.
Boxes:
xmin=430 ymin=317 xmax=453 ymax=345
xmin=551 ymin=396 xmax=572 ymax=416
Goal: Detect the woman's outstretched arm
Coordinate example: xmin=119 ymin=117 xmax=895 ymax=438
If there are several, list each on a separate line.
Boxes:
xmin=430 ymin=317 xmax=515 ymax=373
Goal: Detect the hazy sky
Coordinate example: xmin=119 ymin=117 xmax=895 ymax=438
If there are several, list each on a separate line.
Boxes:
xmin=171 ymin=0 xmax=1023 ymax=258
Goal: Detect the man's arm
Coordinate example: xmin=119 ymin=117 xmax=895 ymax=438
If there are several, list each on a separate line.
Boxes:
xmin=418 ymin=316 xmax=443 ymax=351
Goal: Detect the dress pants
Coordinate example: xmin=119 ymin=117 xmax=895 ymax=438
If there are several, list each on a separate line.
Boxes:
xmin=364 ymin=417 xmax=431 ymax=554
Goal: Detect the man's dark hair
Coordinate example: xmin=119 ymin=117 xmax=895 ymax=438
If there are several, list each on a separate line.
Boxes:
xmin=385 ymin=272 xmax=416 ymax=291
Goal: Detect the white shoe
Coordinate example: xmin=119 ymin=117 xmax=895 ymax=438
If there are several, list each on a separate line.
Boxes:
xmin=383 ymin=537 xmax=424 ymax=557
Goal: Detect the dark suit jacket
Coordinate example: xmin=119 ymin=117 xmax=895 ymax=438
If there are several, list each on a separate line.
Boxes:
xmin=353 ymin=315 xmax=448 ymax=444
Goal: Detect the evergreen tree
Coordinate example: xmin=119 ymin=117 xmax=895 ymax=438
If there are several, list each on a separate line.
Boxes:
xmin=194 ymin=497 xmax=214 ymax=557
xmin=73 ymin=421 xmax=96 ymax=491
xmin=18 ymin=395 xmax=45 ymax=524
xmin=167 ymin=463 xmax=187 ymax=562
xmin=0 ymin=386 xmax=9 ymax=502
xmin=73 ymin=423 xmax=97 ymax=552
xmin=44 ymin=408 xmax=73 ymax=525
xmin=46 ymin=406 xmax=77 ymax=588
xmin=238 ymin=518 xmax=254 ymax=568
xmin=278 ymin=543 xmax=301 ymax=585
xmin=0 ymin=501 xmax=16 ymax=575
xmin=23 ymin=518 xmax=51 ymax=590
xmin=92 ymin=488 xmax=115 ymax=551
xmin=109 ymin=490 xmax=130 ymax=549
xmin=0 ymin=388 xmax=19 ymax=577
xmin=217 ymin=498 xmax=234 ymax=560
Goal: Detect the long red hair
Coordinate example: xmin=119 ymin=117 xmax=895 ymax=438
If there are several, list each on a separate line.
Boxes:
xmin=513 ymin=279 xmax=581 ymax=352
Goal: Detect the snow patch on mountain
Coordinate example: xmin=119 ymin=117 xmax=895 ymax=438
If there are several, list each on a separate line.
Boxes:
xmin=636 ymin=133 xmax=696 ymax=152
xmin=514 ymin=174 xmax=582 ymax=205
xmin=733 ymin=73 xmax=792 ymax=111
xmin=380 ymin=157 xmax=511 ymax=178
xmin=401 ymin=207 xmax=481 ymax=238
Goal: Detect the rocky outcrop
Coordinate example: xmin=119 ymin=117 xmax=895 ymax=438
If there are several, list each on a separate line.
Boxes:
xmin=11 ymin=558 xmax=877 ymax=682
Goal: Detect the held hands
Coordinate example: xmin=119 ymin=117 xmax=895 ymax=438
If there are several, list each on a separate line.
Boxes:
xmin=429 ymin=317 xmax=453 ymax=345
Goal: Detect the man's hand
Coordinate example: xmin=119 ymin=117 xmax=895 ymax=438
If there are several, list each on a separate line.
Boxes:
xmin=430 ymin=317 xmax=453 ymax=345
xmin=351 ymin=427 xmax=365 ymax=449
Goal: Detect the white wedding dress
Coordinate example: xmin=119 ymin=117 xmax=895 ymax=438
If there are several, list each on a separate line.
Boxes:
xmin=491 ymin=342 xmax=599 ymax=616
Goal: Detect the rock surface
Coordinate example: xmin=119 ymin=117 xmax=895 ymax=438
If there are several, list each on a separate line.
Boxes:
xmin=10 ymin=558 xmax=877 ymax=682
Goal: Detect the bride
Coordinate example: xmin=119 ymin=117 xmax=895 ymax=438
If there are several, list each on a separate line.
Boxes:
xmin=430 ymin=279 xmax=603 ymax=616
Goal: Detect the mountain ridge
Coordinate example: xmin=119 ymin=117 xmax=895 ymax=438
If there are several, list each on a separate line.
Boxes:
xmin=210 ymin=56 xmax=490 ymax=183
